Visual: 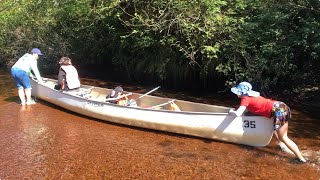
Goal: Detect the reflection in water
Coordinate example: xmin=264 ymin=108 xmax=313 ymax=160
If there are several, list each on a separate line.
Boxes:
xmin=20 ymin=104 xmax=31 ymax=112
xmin=19 ymin=104 xmax=50 ymax=177
xmin=0 ymin=71 xmax=319 ymax=179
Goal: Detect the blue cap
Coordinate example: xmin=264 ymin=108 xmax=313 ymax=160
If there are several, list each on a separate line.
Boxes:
xmin=231 ymin=82 xmax=260 ymax=97
xmin=31 ymin=48 xmax=43 ymax=56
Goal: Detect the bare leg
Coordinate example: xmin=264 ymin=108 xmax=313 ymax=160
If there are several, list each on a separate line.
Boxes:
xmin=18 ymin=89 xmax=26 ymax=105
xmin=276 ymin=122 xmax=306 ymax=162
xmin=274 ymin=130 xmax=280 ymax=144
xmin=25 ymin=89 xmax=36 ymax=105
xmin=274 ymin=131 xmax=294 ymax=154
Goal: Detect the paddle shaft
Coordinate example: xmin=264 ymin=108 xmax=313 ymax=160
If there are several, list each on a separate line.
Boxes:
xmin=150 ymin=99 xmax=176 ymax=108
xmin=134 ymin=86 xmax=160 ymax=101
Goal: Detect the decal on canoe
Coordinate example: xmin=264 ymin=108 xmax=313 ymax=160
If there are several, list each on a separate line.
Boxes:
xmin=87 ymin=101 xmax=104 ymax=107
xmin=243 ymin=120 xmax=256 ymax=128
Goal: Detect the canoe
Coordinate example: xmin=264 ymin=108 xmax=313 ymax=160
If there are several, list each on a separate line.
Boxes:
xmin=30 ymin=78 xmax=274 ymax=147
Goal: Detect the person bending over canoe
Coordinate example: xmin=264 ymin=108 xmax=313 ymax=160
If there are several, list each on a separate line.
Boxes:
xmin=229 ymin=82 xmax=306 ymax=163
xmin=11 ymin=48 xmax=44 ymax=105
xmin=54 ymin=57 xmax=80 ymax=91
xmin=106 ymin=86 xmax=135 ymax=106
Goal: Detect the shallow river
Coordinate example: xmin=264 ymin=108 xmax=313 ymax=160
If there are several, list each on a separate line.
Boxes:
xmin=0 ymin=71 xmax=319 ymax=179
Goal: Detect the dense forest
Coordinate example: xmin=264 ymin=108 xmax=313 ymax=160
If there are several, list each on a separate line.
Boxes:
xmin=0 ymin=0 xmax=319 ymax=95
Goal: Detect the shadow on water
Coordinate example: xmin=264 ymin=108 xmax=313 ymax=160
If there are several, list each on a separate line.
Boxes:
xmin=3 ymin=96 xmax=19 ymax=103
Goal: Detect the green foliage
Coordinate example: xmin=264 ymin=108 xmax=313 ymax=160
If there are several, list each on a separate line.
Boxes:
xmin=113 ymin=0 xmax=245 ymax=87
xmin=216 ymin=0 xmax=320 ymax=91
xmin=0 ymin=0 xmax=319 ymax=92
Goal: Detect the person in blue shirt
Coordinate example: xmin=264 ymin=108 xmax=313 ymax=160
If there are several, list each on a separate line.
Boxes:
xmin=11 ymin=48 xmax=44 ymax=105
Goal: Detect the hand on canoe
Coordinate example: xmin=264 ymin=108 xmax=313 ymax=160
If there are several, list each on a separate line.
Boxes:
xmin=228 ymin=109 xmax=237 ymax=116
xmin=228 ymin=106 xmax=246 ymax=117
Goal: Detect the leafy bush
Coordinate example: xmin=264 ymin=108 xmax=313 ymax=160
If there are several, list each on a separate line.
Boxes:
xmin=0 ymin=0 xmax=319 ymax=93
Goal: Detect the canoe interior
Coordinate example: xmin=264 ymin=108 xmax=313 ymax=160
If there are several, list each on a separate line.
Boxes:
xmin=40 ymin=78 xmax=231 ymax=114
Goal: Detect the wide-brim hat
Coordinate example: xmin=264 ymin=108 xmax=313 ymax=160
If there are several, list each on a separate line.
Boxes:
xmin=231 ymin=82 xmax=260 ymax=97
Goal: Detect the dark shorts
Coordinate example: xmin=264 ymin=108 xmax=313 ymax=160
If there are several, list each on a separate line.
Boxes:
xmin=11 ymin=68 xmax=31 ymax=89
xmin=271 ymin=102 xmax=291 ymax=130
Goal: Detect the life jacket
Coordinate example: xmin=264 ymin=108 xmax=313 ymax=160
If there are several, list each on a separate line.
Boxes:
xmin=60 ymin=65 xmax=80 ymax=90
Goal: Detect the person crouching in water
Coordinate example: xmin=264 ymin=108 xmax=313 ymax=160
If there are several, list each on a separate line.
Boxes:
xmin=55 ymin=57 xmax=80 ymax=91
xmin=229 ymin=82 xmax=306 ymax=163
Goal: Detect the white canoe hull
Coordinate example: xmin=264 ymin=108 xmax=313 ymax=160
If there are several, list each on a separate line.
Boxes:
xmin=31 ymin=78 xmax=274 ymax=147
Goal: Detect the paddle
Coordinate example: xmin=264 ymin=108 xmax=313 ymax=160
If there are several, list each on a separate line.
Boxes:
xmin=134 ymin=86 xmax=161 ymax=101
xmin=106 ymin=86 xmax=160 ymax=105
xmin=148 ymin=99 xmax=176 ymax=109
xmin=124 ymin=86 xmax=160 ymax=107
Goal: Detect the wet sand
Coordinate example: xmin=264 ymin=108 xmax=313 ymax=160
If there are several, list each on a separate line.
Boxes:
xmin=0 ymin=72 xmax=319 ymax=179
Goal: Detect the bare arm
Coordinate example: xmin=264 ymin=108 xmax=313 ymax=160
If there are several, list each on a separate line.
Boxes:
xmin=61 ymin=78 xmax=65 ymax=90
xmin=229 ymin=106 xmax=247 ymax=117
xmin=31 ymin=60 xmax=43 ymax=83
